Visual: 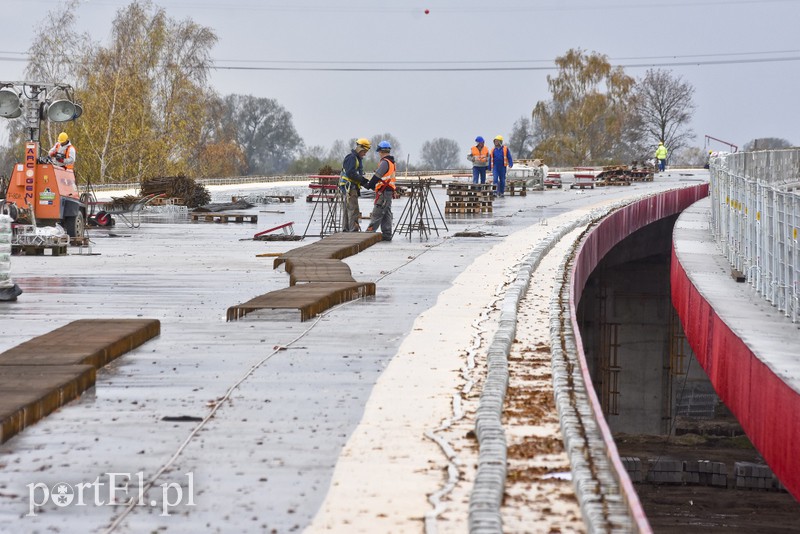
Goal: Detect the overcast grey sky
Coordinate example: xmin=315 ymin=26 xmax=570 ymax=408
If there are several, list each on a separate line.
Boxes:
xmin=2 ymin=0 xmax=799 ymax=163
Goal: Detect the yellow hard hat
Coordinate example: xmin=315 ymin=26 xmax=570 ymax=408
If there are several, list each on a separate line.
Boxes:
xmin=58 ymin=132 xmax=68 ymax=144
xmin=494 ymin=135 xmax=503 ymax=142
xmin=356 ymin=138 xmax=371 ymax=151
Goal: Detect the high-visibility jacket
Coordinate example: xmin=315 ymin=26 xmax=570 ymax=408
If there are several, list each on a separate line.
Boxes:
xmin=48 ymin=142 xmax=77 ymax=170
xmin=655 ymin=144 xmax=667 ymax=160
xmin=489 ymin=145 xmax=512 ymax=169
xmin=339 ymin=149 xmax=364 ymax=188
xmin=470 ymin=145 xmax=489 ymax=167
xmin=375 ymin=156 xmax=396 ymax=193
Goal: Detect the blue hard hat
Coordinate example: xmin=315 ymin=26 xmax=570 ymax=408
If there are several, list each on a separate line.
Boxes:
xmin=475 ymin=136 xmax=484 ymax=143
xmin=377 ymin=141 xmax=392 ymax=151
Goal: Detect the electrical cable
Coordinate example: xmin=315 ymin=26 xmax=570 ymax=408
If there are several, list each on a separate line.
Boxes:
xmin=103 ymin=235 xmax=444 ymax=532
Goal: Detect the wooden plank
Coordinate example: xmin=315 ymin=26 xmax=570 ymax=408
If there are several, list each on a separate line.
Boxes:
xmin=273 ymin=232 xmax=382 ymax=269
xmin=284 ymin=258 xmax=355 ymax=286
xmin=0 ymin=365 xmax=96 ymax=443
xmin=0 ymin=319 xmax=161 ymax=369
xmin=227 ymin=282 xmax=376 ymax=322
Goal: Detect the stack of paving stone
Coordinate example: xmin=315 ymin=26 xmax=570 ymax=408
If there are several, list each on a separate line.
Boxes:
xmin=735 ymin=461 xmax=785 ymax=491
xmin=646 ymin=458 xmax=684 ymax=484
xmin=684 ymin=460 xmax=728 ymax=487
xmin=621 ymin=457 xmax=642 ymax=482
xmin=444 ymin=183 xmax=494 ymax=214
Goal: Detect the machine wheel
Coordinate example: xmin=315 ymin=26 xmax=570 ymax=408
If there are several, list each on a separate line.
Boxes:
xmin=64 ymin=211 xmax=85 ymax=238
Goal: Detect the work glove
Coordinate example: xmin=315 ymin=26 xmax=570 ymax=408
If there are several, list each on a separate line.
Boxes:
xmin=359 ymin=176 xmax=370 ymax=188
xmin=367 ymin=176 xmax=380 ymax=190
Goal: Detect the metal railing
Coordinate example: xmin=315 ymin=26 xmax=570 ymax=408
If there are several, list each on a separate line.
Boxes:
xmin=709 ymin=149 xmax=800 ymax=322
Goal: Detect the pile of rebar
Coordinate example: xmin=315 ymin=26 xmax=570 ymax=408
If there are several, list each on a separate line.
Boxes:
xmin=141 ymin=176 xmax=211 ymax=207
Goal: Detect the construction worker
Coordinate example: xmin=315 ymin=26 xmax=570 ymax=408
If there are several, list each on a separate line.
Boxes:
xmin=365 ymin=141 xmax=396 ymax=241
xmin=705 ymin=150 xmax=713 ymax=169
xmin=339 ymin=138 xmax=371 ymax=232
xmin=48 ymin=132 xmax=76 ymax=170
xmin=655 ymin=141 xmax=667 ymax=173
xmin=488 ymin=135 xmax=513 ymax=197
xmin=468 ymin=136 xmax=490 ymax=184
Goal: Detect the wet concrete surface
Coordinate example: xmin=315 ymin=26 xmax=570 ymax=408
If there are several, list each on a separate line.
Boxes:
xmin=0 ymin=176 xmax=697 ymax=532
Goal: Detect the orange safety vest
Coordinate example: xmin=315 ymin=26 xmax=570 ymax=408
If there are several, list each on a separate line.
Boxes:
xmin=490 ymin=145 xmax=509 ymax=167
xmin=375 ymin=157 xmax=396 ymax=194
xmin=49 ymin=142 xmax=76 ymax=170
xmin=471 ymin=144 xmax=489 ymax=165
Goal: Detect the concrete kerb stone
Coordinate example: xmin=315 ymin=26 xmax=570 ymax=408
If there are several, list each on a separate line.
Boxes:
xmin=468 ymin=219 xmax=568 ymax=533
xmin=547 ymin=201 xmax=643 ymax=532
xmin=469 ymin=196 xmax=650 ymax=533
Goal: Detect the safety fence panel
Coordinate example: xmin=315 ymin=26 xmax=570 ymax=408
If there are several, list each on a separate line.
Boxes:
xmin=709 ymin=149 xmax=800 ymax=322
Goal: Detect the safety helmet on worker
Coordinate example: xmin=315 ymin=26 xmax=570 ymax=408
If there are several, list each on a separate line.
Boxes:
xmin=475 ymin=136 xmax=484 ymax=143
xmin=58 ymin=132 xmax=68 ymax=144
xmin=356 ymin=138 xmax=371 ymax=151
xmin=377 ymin=141 xmax=391 ymax=152
xmin=494 ymin=135 xmax=503 ymax=142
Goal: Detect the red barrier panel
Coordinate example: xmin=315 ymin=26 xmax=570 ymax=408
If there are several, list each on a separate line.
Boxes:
xmin=569 ymin=184 xmax=710 ymax=532
xmin=671 ymin=246 xmax=800 ymax=500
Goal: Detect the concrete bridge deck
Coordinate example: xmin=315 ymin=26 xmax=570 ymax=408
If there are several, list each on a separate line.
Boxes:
xmin=0 ymin=173 xmax=706 ymax=532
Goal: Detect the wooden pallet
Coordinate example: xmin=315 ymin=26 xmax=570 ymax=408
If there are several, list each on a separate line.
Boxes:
xmin=12 ymin=244 xmax=68 ymax=256
xmin=445 ymin=206 xmax=493 ymax=214
xmin=506 ymin=181 xmax=528 ymax=196
xmin=263 ymin=195 xmax=295 ymax=203
xmin=227 ymin=281 xmax=376 ymax=322
xmin=190 ymin=212 xmax=258 ymax=223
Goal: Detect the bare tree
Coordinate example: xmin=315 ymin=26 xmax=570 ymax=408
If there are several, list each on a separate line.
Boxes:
xmin=743 ymin=137 xmax=793 ymax=151
xmin=365 ymin=133 xmax=403 ymax=166
xmin=224 ymin=94 xmax=303 ymax=175
xmin=671 ymin=146 xmax=707 ymax=167
xmin=420 ymin=137 xmax=460 ymax=170
xmin=632 ymin=69 xmax=696 ymax=156
xmin=507 ymin=116 xmax=535 ymax=160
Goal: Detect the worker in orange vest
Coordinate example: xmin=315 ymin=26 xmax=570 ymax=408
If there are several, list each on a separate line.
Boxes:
xmin=48 ymin=131 xmax=77 ymax=170
xmin=469 ymin=136 xmax=490 ymax=184
xmin=365 ymin=141 xmax=396 ymax=241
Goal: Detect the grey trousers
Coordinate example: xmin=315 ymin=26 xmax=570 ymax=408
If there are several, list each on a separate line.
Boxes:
xmin=367 ymin=189 xmax=393 ymax=240
xmin=341 ymin=185 xmax=361 ymax=232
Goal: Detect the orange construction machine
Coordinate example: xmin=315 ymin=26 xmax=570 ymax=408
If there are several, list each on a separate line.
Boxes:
xmin=0 ymin=82 xmax=85 ymax=237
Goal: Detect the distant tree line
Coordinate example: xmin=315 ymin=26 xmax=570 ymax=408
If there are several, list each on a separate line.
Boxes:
xmin=0 ymin=3 xmax=793 ymax=182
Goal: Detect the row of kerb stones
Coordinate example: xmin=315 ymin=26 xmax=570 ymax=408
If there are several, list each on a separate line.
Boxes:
xmin=621 ymin=457 xmax=787 ymax=491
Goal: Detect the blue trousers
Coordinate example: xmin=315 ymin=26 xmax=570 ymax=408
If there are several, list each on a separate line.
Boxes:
xmin=492 ymin=166 xmax=507 ymax=195
xmin=658 ymin=158 xmax=666 ymax=172
xmin=472 ymin=166 xmax=487 ymax=184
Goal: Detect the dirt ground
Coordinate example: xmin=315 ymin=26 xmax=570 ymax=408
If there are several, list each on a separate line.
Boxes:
xmin=615 ymin=430 xmax=800 ymax=533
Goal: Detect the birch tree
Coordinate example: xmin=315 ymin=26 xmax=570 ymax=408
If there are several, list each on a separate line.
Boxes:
xmin=532 ymin=49 xmax=636 ymax=166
